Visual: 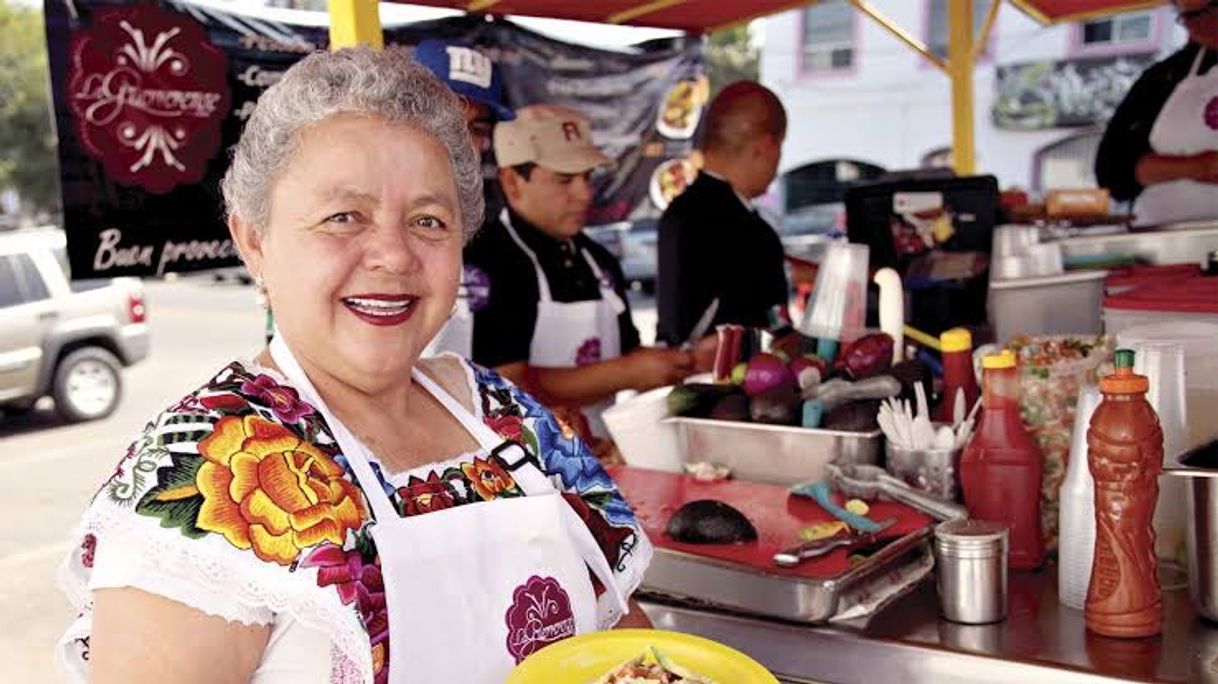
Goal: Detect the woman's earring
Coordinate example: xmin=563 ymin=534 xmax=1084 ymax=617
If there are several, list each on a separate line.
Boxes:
xmin=254 ymin=275 xmax=269 ymax=310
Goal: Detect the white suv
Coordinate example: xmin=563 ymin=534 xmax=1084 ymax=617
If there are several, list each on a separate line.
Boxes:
xmin=0 ymin=229 xmax=149 ymax=422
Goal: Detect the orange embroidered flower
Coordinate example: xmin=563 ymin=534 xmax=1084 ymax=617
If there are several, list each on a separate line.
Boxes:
xmin=195 ymin=415 xmax=366 ymax=565
xmin=461 ymin=456 xmax=517 ymax=501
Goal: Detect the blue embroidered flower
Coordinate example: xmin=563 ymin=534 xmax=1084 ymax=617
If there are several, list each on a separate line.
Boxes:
xmin=467 ymin=358 xmax=640 ymax=528
xmin=335 ymin=455 xmax=396 ymax=499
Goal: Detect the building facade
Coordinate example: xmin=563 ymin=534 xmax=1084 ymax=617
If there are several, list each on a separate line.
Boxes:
xmin=760 ymin=0 xmax=1189 ymax=197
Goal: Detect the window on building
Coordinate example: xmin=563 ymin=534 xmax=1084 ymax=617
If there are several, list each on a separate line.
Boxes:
xmin=1078 ymin=12 xmax=1154 ymax=48
xmin=927 ymin=0 xmax=993 ymax=61
xmin=801 ymin=0 xmax=855 ymax=73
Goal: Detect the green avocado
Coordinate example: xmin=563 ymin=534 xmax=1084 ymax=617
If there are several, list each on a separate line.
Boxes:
xmin=667 ymin=384 xmax=741 ymax=418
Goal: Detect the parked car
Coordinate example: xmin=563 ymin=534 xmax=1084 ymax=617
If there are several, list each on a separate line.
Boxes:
xmin=0 ymin=228 xmax=150 ymax=422
xmin=586 ymin=218 xmax=659 ymax=293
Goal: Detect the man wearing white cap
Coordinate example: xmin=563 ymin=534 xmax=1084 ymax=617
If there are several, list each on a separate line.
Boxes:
xmin=462 ymin=105 xmax=694 ymax=439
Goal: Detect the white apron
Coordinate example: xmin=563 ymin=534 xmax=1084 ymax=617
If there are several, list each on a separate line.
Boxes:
xmin=1134 ymin=48 xmax=1218 ymax=227
xmin=268 ymin=336 xmax=626 ymax=684
xmin=500 ymin=210 xmax=626 ymax=437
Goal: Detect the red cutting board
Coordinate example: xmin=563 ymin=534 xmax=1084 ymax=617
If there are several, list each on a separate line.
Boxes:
xmin=609 ymin=466 xmax=932 ymax=579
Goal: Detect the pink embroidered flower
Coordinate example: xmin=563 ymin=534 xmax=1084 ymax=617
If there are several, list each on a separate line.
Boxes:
xmin=239 ymin=374 xmax=315 ymax=423
xmin=303 ymin=544 xmax=390 ymax=682
xmin=301 ymin=544 xmax=385 ymax=618
xmin=80 ymin=534 xmax=97 ymax=569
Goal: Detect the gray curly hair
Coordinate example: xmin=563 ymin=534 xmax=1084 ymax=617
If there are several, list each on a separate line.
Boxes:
xmin=221 ymin=46 xmax=484 ymax=240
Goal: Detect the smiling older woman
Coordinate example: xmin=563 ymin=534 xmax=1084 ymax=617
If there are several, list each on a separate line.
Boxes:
xmin=56 ymin=47 xmax=652 ymax=684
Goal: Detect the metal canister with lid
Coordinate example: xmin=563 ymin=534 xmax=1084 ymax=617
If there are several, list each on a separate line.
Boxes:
xmin=934 ymin=519 xmax=1009 ymax=624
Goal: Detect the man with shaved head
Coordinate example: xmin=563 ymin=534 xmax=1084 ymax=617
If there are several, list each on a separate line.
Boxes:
xmin=656 ymin=80 xmax=790 ymax=345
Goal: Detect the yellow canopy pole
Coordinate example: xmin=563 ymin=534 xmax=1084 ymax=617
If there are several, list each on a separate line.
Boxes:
xmin=947 ymin=0 xmax=975 ymax=175
xmin=328 ymin=0 xmax=383 ymax=50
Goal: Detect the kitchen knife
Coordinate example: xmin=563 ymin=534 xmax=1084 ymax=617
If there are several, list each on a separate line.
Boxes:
xmin=772 ymin=518 xmax=897 ymax=567
xmin=680 ymin=297 xmax=720 ymax=351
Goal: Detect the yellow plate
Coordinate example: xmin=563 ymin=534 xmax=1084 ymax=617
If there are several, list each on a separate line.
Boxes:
xmin=506 ymin=629 xmax=778 ymax=683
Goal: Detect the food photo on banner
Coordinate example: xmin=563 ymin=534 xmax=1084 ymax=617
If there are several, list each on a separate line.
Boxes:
xmin=42 ymin=0 xmax=705 ymax=280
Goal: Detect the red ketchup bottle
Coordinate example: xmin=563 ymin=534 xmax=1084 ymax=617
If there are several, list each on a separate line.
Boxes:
xmin=1085 ymin=348 xmax=1163 ymax=638
xmin=960 ymin=350 xmax=1045 ymax=571
xmin=934 ymin=327 xmax=980 ymax=423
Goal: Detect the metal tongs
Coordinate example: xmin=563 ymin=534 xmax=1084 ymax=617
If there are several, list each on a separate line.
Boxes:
xmin=827 ymin=463 xmax=968 ymax=522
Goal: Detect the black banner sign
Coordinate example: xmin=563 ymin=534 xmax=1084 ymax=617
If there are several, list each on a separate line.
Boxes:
xmin=44 ymin=0 xmax=703 ymax=279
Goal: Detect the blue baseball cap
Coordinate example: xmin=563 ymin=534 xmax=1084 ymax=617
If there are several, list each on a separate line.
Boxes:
xmin=414 ymin=39 xmax=515 ymax=122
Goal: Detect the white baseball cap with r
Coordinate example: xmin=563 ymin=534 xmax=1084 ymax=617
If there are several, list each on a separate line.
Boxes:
xmin=493 ymin=105 xmax=614 ymax=174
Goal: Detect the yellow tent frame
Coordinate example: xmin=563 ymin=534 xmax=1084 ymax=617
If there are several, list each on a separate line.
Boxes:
xmin=324 ymin=0 xmax=1158 ymax=176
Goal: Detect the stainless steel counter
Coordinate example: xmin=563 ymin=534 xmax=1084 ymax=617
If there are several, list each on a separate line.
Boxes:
xmin=1051 ymin=220 xmax=1218 ymax=266
xmin=640 ymin=570 xmax=1218 ymax=683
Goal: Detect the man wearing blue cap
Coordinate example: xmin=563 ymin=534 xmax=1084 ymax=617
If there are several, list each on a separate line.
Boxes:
xmin=417 ymin=40 xmax=515 ymax=360
xmin=414 ymin=39 xmax=515 ymax=154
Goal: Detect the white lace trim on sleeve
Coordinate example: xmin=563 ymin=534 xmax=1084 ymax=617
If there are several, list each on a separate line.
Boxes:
xmin=57 ymin=503 xmax=373 ymax=684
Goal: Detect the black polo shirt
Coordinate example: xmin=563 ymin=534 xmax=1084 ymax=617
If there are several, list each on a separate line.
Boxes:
xmin=656 ymin=172 xmax=789 ymax=345
xmin=1096 ymin=42 xmax=1218 ymax=202
xmin=464 ymin=209 xmax=641 ymax=369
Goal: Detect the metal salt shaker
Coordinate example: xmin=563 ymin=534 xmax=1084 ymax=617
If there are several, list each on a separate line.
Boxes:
xmin=934 ymin=519 xmax=1009 ymax=624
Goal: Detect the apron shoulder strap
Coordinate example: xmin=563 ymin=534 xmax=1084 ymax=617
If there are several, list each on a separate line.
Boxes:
xmin=268 ymin=336 xmax=400 ymax=522
xmin=412 ymin=366 xmax=558 ymax=496
xmin=500 ymin=209 xmax=553 ymax=303
xmin=578 ymin=245 xmax=627 ymax=315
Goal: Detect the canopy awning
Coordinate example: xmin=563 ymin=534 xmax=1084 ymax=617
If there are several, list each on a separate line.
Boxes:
xmin=326 ymin=0 xmax=1173 ymax=175
xmin=379 ymin=0 xmax=1167 ymax=32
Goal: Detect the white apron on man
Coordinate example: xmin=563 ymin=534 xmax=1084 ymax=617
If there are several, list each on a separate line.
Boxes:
xmin=500 ymin=209 xmax=626 ymax=437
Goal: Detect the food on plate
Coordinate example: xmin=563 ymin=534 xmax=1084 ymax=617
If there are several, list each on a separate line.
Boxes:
xmin=683 ymin=461 xmax=732 ymax=482
xmin=656 ymin=77 xmax=709 ymax=139
xmin=650 ymin=158 xmax=698 ymax=210
xmin=661 ymin=81 xmax=700 ymax=129
xmin=666 ymin=500 xmax=758 ymax=544
xmin=591 ymin=646 xmax=715 ymax=684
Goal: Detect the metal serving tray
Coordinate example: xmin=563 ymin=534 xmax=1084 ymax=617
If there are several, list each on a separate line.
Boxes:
xmin=666 ymin=417 xmax=882 ymax=486
xmin=640 ymin=526 xmax=932 ymax=624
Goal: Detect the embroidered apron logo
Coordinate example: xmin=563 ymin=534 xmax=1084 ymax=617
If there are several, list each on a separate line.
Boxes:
xmin=462 ymin=264 xmax=492 ymax=312
xmin=1205 ymin=96 xmax=1218 ymax=131
xmin=575 ymin=337 xmax=603 ymax=366
xmin=504 ymin=575 xmax=575 ymax=663
xmin=68 ymin=6 xmax=231 ymax=193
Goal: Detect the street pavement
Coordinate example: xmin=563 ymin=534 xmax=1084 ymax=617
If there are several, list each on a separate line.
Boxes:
xmin=0 ymin=275 xmax=656 ymax=682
